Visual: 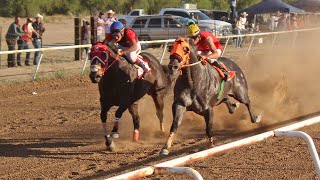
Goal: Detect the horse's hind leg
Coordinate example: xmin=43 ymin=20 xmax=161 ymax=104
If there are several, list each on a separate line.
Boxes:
xmin=224 ymin=96 xmax=240 ymax=114
xmin=152 ymin=93 xmax=165 ymax=133
xmin=233 ymin=89 xmax=261 ymax=123
xmin=128 ymin=103 xmax=140 ymax=142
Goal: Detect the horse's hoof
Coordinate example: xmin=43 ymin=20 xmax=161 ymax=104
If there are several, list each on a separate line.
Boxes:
xmin=252 ymin=115 xmax=262 ymax=123
xmin=133 ymin=130 xmax=139 ymax=142
xmin=159 ymin=149 xmax=169 ymax=156
xmin=106 ymin=141 xmax=115 ymax=152
xmin=110 ymin=132 xmax=119 ymax=139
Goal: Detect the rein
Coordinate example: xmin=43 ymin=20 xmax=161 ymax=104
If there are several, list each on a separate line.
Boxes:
xmin=104 ymin=54 xmax=119 ymax=72
xmin=180 ymin=60 xmax=203 ymax=68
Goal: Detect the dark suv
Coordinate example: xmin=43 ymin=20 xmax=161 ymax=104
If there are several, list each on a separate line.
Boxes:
xmin=200 ymin=10 xmax=230 ymax=22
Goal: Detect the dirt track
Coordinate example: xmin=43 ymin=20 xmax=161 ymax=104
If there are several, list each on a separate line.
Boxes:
xmin=1 ymin=17 xmax=320 ymax=179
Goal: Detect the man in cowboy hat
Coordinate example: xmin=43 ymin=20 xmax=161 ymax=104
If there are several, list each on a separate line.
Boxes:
xmin=32 ymin=13 xmax=45 ymax=65
xmin=103 ymin=10 xmax=117 ymax=37
xmin=240 ymin=12 xmax=248 ymax=31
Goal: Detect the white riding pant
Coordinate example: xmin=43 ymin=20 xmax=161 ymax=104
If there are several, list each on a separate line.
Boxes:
xmin=197 ymin=49 xmax=222 ymax=64
xmin=119 ymin=42 xmax=141 ymax=64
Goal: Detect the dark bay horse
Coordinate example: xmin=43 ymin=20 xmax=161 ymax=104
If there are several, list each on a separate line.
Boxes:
xmin=160 ymin=38 xmax=261 ymax=155
xmin=89 ymin=43 xmax=168 ymax=151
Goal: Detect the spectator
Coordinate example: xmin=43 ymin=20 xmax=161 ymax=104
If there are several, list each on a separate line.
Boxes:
xmin=190 ymin=13 xmax=198 ymax=24
xmin=5 ymin=16 xmax=24 ymax=67
xmin=278 ymin=13 xmax=287 ymax=31
xmin=103 ymin=10 xmax=117 ymax=37
xmin=32 ymin=13 xmax=45 ymax=65
xmin=268 ymin=13 xmax=278 ymax=31
xmin=81 ymin=20 xmax=90 ymax=59
xmin=240 ymin=12 xmax=248 ymax=31
xmin=234 ymin=16 xmax=244 ymax=48
xmin=179 ymin=17 xmax=197 ymax=25
xmin=97 ymin=11 xmax=105 ymax=42
xmin=291 ymin=13 xmax=298 ymax=30
xmin=17 ymin=18 xmax=35 ymax=66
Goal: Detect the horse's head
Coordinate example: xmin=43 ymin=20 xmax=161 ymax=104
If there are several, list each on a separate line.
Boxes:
xmin=89 ymin=42 xmax=118 ymax=83
xmin=168 ymin=37 xmax=191 ymax=78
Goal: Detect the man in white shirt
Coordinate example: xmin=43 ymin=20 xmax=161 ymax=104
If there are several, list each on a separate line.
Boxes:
xmin=240 ymin=12 xmax=248 ymax=31
xmin=103 ymin=10 xmax=117 ymax=37
xmin=97 ymin=12 xmax=105 ymax=42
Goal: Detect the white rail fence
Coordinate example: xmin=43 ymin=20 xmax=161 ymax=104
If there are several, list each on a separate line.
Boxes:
xmin=106 ymin=116 xmax=320 ymax=179
xmin=0 ymin=28 xmax=320 ymax=80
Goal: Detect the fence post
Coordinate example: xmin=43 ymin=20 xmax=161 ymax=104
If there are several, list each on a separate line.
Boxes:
xmin=221 ymin=37 xmax=229 ymax=57
xmin=81 ymin=48 xmax=91 ymax=75
xmin=160 ymin=42 xmax=168 ymax=64
xmin=246 ymin=36 xmax=255 ymax=56
xmin=271 ymin=33 xmax=278 ymax=49
xmin=90 ymin=16 xmax=97 ymax=44
xmin=74 ymin=17 xmax=82 ymax=61
xmin=33 ymin=52 xmax=44 ymax=80
xmin=291 ymin=31 xmax=298 ymax=48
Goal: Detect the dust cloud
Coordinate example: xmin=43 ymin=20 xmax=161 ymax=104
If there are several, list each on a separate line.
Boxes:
xmin=117 ymin=30 xmax=320 ymax=142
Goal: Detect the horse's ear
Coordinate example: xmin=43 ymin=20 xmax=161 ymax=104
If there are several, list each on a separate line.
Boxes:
xmin=183 ymin=46 xmax=189 ymax=55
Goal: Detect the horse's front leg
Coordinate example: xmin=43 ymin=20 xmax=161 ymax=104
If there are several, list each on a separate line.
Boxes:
xmin=100 ymin=101 xmax=114 ymax=151
xmin=160 ymin=103 xmax=186 ymax=156
xmin=202 ymin=107 xmax=214 ymax=147
xmin=110 ymin=104 xmax=130 ymax=139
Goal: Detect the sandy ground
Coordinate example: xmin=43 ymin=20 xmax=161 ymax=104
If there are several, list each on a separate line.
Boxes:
xmin=0 ymin=17 xmax=320 ymax=179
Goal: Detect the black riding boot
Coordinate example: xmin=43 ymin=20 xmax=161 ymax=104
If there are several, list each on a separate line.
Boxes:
xmin=212 ymin=61 xmax=229 ymax=81
xmin=137 ymin=60 xmax=150 ymax=79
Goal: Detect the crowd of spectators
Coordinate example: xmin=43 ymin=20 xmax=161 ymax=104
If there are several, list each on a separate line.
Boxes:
xmin=5 ymin=14 xmax=45 ymax=68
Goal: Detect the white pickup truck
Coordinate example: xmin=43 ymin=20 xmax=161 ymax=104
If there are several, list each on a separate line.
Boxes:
xmin=159 ymin=8 xmax=233 ymax=36
xmin=117 ymin=9 xmax=145 ymax=26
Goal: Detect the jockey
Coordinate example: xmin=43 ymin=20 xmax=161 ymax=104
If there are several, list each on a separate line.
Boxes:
xmin=186 ymin=24 xmax=234 ymax=81
xmin=103 ymin=21 xmax=151 ymax=78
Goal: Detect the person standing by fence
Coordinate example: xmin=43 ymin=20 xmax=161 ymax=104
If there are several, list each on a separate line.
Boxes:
xmin=103 ymin=10 xmax=117 ymax=37
xmin=17 ymin=18 xmax=37 ymax=66
xmin=32 ymin=14 xmax=45 ymax=65
xmin=81 ymin=20 xmax=90 ymax=59
xmin=97 ymin=12 xmax=105 ymax=42
xmin=5 ymin=16 xmax=24 ymax=67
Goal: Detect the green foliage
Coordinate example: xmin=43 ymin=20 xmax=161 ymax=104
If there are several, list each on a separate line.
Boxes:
xmin=0 ymin=0 xmax=303 ymax=17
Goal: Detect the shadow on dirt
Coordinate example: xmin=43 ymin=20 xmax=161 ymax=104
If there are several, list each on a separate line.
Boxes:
xmin=79 ymin=110 xmax=320 ymax=179
xmin=0 ymin=138 xmax=91 ymax=158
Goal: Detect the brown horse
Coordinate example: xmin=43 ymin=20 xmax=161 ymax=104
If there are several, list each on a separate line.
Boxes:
xmin=89 ymin=43 xmax=168 ymax=151
xmin=160 ymin=38 xmax=261 ymax=155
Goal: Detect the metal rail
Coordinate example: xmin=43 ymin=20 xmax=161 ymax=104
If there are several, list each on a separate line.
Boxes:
xmin=106 ymin=116 xmax=320 ymax=179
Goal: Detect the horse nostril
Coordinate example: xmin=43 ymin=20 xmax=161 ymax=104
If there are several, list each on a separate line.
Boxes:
xmin=173 ymin=65 xmax=179 ymax=70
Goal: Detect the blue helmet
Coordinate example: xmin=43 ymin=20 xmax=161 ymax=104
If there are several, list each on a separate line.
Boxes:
xmin=110 ymin=21 xmax=124 ymax=35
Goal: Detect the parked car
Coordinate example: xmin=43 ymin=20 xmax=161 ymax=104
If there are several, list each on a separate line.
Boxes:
xmin=159 ymin=8 xmax=233 ymax=37
xmin=117 ymin=9 xmax=146 ymax=26
xmin=130 ymin=15 xmax=187 ymax=48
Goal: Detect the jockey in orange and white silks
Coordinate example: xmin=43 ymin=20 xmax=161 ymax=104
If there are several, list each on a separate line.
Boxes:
xmin=187 ymin=24 xmax=234 ymax=81
xmin=103 ymin=21 xmax=151 ymax=79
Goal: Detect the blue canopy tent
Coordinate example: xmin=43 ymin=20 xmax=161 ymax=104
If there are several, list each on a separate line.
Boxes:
xmin=239 ymin=0 xmax=305 ymax=15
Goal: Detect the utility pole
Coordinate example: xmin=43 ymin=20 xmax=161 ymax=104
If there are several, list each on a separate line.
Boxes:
xmin=230 ymin=0 xmax=237 ymax=26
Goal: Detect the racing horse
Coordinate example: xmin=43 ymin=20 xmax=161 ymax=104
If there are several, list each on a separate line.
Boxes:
xmin=160 ymin=38 xmax=261 ymax=155
xmin=89 ymin=42 xmax=168 ymax=151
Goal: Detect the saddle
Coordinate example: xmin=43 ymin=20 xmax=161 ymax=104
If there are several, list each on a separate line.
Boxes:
xmin=212 ymin=62 xmax=236 ymax=81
